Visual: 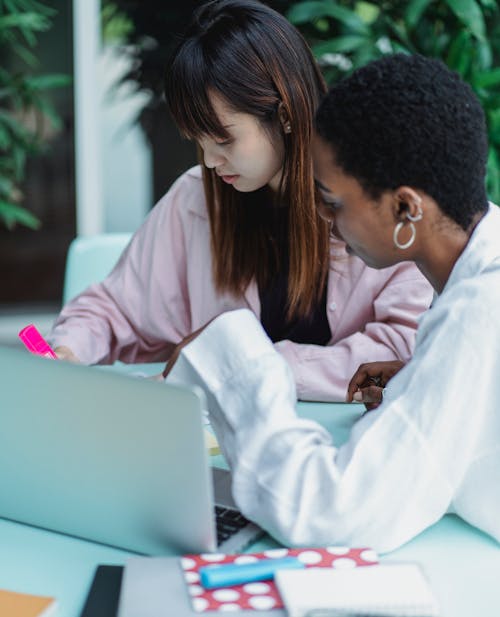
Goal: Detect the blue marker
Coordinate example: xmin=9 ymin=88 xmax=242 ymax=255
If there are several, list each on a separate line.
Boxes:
xmin=199 ymin=556 xmax=304 ymax=589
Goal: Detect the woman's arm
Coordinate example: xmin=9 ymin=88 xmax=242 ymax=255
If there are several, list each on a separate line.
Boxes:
xmin=48 ymin=172 xmax=198 ymax=365
xmin=275 ymin=263 xmax=433 ymax=401
xmin=167 ymin=308 xmax=484 ymax=553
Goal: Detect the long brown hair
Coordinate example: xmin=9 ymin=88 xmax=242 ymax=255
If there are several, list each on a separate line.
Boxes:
xmin=165 ymin=0 xmax=329 ymax=319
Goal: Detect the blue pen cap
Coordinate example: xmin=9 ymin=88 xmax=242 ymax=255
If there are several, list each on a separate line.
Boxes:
xmin=199 ymin=556 xmax=305 ymax=589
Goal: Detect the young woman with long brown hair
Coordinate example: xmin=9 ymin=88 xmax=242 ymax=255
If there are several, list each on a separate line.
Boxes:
xmin=49 ymin=0 xmax=432 ymax=401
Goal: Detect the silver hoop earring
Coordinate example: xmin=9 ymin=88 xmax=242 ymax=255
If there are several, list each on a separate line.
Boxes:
xmin=393 ymin=204 xmax=423 ymax=249
xmin=406 ymin=205 xmax=423 ymax=222
xmin=393 ymin=221 xmax=416 ymax=249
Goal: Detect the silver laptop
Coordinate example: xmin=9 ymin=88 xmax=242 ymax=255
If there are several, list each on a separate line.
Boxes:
xmin=0 ymin=346 xmax=262 ymax=555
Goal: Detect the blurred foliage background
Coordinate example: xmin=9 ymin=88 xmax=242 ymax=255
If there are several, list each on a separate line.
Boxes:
xmin=0 ymin=0 xmax=70 ymax=230
xmin=106 ymin=0 xmax=500 ymax=205
xmin=287 ymin=0 xmax=500 ymax=204
xmin=3 ymin=0 xmax=500 ymax=232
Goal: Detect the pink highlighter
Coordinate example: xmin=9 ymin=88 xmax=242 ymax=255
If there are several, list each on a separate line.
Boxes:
xmin=18 ymin=324 xmax=58 ymax=359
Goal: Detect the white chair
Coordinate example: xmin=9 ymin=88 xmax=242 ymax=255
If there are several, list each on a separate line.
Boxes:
xmin=63 ymin=233 xmax=132 ymax=303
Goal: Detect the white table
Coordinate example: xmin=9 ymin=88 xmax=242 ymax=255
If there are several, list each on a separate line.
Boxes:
xmin=1 ymin=365 xmax=498 ymax=616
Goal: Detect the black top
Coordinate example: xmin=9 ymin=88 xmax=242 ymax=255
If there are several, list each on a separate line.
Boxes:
xmin=258 ymin=205 xmax=331 ymax=345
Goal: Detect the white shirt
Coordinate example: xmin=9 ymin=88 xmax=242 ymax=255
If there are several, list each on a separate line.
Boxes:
xmin=167 ymin=204 xmax=500 ymax=553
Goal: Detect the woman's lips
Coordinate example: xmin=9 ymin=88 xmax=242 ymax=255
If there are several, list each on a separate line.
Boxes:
xmin=220 ymin=174 xmax=239 ymax=184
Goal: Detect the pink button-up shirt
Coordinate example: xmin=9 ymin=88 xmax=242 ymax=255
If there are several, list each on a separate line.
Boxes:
xmin=49 ymin=166 xmax=433 ymax=401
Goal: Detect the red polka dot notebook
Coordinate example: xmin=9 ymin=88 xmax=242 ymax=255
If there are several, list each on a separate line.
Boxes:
xmin=181 ymin=546 xmax=378 ymax=612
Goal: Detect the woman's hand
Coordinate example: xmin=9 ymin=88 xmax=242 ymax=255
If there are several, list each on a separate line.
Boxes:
xmin=54 ymin=346 xmax=81 ymax=363
xmin=347 ymin=360 xmax=405 ymax=410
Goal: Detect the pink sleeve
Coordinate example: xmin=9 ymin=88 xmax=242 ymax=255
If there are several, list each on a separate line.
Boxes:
xmin=274 ymin=264 xmax=433 ymax=402
xmin=48 ymin=175 xmax=195 ymax=365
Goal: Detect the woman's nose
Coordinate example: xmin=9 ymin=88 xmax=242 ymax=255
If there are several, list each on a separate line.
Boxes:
xmin=203 ymin=145 xmax=226 ymax=169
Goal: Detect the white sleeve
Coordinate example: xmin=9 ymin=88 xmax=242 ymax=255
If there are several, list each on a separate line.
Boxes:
xmin=167 ymin=309 xmax=461 ymax=553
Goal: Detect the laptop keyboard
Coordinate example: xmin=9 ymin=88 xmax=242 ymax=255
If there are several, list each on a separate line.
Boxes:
xmin=215 ymin=505 xmax=250 ymax=545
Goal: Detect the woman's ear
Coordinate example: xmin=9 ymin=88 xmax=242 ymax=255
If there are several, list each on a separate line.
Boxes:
xmin=394 ymin=187 xmax=423 ymax=221
xmin=278 ymin=102 xmax=292 ymax=134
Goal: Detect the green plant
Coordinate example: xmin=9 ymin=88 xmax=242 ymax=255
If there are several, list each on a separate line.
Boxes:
xmin=287 ymin=0 xmax=500 ymax=204
xmin=0 ymin=0 xmax=71 ymax=230
xmin=100 ymin=0 xmax=294 ymax=108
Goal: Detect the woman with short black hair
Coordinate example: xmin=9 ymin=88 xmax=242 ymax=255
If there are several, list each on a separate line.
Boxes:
xmin=166 ymin=53 xmax=500 ymax=551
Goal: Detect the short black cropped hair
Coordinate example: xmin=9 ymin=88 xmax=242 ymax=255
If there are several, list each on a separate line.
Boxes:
xmin=315 ymin=53 xmax=489 ymax=230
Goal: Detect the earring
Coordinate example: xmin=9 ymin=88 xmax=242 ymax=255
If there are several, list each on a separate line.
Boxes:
xmin=406 ymin=204 xmax=423 ymax=222
xmin=393 ymin=221 xmax=416 ymax=249
xmin=278 ymin=101 xmax=291 ymax=133
xmin=393 ymin=205 xmax=423 ymax=250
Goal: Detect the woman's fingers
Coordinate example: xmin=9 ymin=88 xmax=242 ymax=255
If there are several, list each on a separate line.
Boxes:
xmin=347 ymin=363 xmax=384 ymax=401
xmin=352 ymin=384 xmax=383 ymax=404
xmin=347 ymin=360 xmax=406 ymax=402
xmin=54 ymin=346 xmax=80 ymax=363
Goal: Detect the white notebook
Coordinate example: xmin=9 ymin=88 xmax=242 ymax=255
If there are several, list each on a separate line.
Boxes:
xmin=275 ymin=563 xmax=440 ymax=617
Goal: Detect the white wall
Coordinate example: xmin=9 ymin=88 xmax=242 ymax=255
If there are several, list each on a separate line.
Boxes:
xmin=73 ymin=0 xmax=103 ymax=235
xmin=73 ymin=0 xmax=152 ymax=236
xmin=99 ymin=46 xmax=152 ymax=232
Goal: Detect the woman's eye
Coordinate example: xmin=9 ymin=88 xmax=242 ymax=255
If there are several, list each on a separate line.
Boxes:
xmin=320 ymin=195 xmax=341 ymax=210
xmin=327 ymin=200 xmax=341 ymax=210
xmin=215 ymin=139 xmax=232 ymax=147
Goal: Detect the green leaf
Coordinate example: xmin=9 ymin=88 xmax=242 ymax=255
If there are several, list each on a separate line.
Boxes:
xmin=101 ymin=3 xmax=134 ymax=44
xmin=0 ymin=199 xmax=41 ymax=230
xmin=313 ymin=35 xmax=368 ymax=55
xmin=288 ymin=1 xmax=369 ymax=34
xmin=0 ymin=12 xmax=51 ymax=33
xmin=478 ymin=0 xmax=498 ymax=9
xmin=486 ymin=146 xmax=500 ymax=204
xmin=443 ymin=0 xmax=486 ymax=41
xmin=383 ymin=15 xmax=417 ymax=53
xmin=287 ymin=1 xmax=328 ymax=23
xmin=0 ymin=176 xmax=14 ymax=200
xmin=483 ymin=94 xmax=500 ymax=112
xmin=405 ymin=0 xmax=435 ymax=30
xmin=352 ymin=41 xmax=380 ymax=69
xmin=321 ymin=2 xmax=370 ymax=34
xmin=10 ymin=40 xmax=38 ymax=66
xmin=389 ymin=40 xmax=412 ymax=55
xmin=446 ymin=30 xmax=471 ymax=72
xmin=0 ymin=86 xmax=12 ymax=101
xmin=3 ymin=0 xmax=55 ymax=18
xmin=456 ymin=49 xmax=472 ymax=77
xmin=0 ymin=123 xmax=11 ymax=149
xmin=11 ymin=144 xmax=28 ymax=180
xmin=487 ymin=108 xmax=500 ymax=145
xmin=314 ymin=17 xmax=330 ymax=32
xmin=474 ymin=67 xmax=500 ymax=89
xmin=355 ymin=2 xmax=380 ymax=25
xmin=477 ymin=39 xmax=493 ymax=70
xmin=25 ymin=73 xmax=72 ymax=90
